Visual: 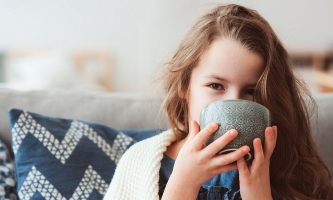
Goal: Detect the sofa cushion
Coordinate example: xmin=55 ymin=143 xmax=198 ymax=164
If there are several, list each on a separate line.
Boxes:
xmin=0 ymin=89 xmax=168 ymax=155
xmin=0 ymin=139 xmax=17 ymax=200
xmin=8 ymin=108 xmax=159 ymax=200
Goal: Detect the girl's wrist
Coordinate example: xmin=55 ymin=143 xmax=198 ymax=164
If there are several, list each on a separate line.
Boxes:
xmin=161 ymin=173 xmax=201 ymax=200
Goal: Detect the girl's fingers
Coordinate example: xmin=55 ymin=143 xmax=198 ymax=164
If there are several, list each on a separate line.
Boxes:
xmin=191 ymin=122 xmax=219 ymax=150
xmin=203 ymin=129 xmax=239 ymax=157
xmin=251 ymin=126 xmax=277 ymax=171
xmin=251 ymin=138 xmax=265 ymax=172
xmin=273 ymin=126 xmax=278 ymax=144
xmin=212 ymin=145 xmax=250 ymax=166
xmin=216 ymin=162 xmax=238 ymax=174
xmin=237 ymin=156 xmax=250 ymax=177
xmin=263 ymin=127 xmax=276 ymax=159
xmin=187 ymin=120 xmax=200 ymax=143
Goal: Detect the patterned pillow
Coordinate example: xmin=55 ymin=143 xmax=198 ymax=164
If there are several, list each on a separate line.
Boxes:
xmin=8 ymin=109 xmax=159 ymax=200
xmin=0 ymin=140 xmax=17 ymax=200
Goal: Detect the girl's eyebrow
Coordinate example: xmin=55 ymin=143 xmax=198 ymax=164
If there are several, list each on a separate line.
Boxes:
xmin=205 ymin=74 xmax=258 ymax=87
xmin=204 ymin=74 xmax=226 ymax=81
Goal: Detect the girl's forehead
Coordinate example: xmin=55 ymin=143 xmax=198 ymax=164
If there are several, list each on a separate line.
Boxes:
xmin=194 ymin=39 xmax=265 ymax=79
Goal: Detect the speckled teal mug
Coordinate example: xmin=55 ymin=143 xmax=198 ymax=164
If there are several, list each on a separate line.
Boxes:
xmin=200 ymin=99 xmax=270 ymax=161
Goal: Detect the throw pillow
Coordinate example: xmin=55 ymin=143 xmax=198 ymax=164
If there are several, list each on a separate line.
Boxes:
xmin=8 ymin=109 xmax=159 ymax=200
xmin=0 ymin=140 xmax=17 ymax=200
xmin=120 ymin=129 xmax=163 ymax=142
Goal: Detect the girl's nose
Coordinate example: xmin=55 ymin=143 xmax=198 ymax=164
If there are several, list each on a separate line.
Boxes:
xmin=224 ymin=90 xmax=242 ymax=100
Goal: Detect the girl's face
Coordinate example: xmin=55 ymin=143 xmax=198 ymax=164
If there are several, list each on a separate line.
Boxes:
xmin=187 ymin=38 xmax=265 ymax=125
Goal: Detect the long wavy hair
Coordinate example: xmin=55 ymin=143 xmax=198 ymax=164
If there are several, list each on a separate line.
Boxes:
xmin=160 ymin=4 xmax=333 ymax=199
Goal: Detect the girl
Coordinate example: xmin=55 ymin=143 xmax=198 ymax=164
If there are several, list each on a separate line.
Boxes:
xmin=104 ymin=4 xmax=333 ymax=200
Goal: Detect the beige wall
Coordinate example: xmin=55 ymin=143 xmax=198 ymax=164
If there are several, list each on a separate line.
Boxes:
xmin=1 ymin=0 xmax=332 ymax=92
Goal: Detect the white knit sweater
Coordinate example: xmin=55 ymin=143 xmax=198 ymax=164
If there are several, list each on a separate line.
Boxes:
xmin=103 ymin=129 xmax=177 ymax=200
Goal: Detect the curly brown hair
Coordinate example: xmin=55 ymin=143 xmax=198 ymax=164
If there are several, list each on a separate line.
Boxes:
xmin=160 ymin=4 xmax=333 ymax=199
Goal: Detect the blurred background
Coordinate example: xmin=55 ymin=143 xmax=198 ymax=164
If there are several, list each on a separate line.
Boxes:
xmin=0 ymin=0 xmax=332 ymax=93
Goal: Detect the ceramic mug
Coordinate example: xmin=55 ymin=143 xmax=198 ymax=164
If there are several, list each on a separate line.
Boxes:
xmin=199 ymin=99 xmax=270 ymax=161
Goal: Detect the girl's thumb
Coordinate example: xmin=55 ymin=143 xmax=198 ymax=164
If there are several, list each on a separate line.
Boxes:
xmin=188 ymin=120 xmax=200 ymax=141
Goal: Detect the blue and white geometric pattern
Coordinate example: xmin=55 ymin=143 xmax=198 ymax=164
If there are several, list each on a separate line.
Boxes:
xmin=70 ymin=165 xmax=109 ymax=200
xmin=8 ymin=109 xmax=137 ymax=200
xmin=18 ymin=165 xmax=109 ymax=200
xmin=18 ymin=166 xmax=65 ymax=200
xmin=0 ymin=140 xmax=17 ymax=200
xmin=12 ymin=111 xmax=132 ymax=164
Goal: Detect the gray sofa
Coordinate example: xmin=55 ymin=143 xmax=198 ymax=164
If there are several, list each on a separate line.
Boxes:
xmin=0 ymin=89 xmax=332 ymax=181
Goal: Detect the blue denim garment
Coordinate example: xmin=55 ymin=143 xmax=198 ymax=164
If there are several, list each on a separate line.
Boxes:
xmin=158 ymin=153 xmax=241 ymax=200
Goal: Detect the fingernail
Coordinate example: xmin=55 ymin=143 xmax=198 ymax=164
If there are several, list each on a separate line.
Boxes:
xmin=254 ymin=138 xmax=261 ymax=145
xmin=210 ymin=122 xmax=219 ymax=129
xmin=229 ymin=129 xmax=237 ymax=136
xmin=242 ymin=146 xmax=250 ymax=152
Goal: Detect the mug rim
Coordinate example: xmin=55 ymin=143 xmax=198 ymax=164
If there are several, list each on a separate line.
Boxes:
xmin=202 ymin=99 xmax=269 ymax=113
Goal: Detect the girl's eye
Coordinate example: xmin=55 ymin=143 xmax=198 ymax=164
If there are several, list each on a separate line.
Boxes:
xmin=209 ymin=83 xmax=224 ymax=90
xmin=246 ymin=89 xmax=255 ymax=96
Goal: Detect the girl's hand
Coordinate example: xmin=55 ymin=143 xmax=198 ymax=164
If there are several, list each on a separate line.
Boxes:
xmin=162 ymin=120 xmax=250 ymax=200
xmin=237 ymin=126 xmax=278 ymax=200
